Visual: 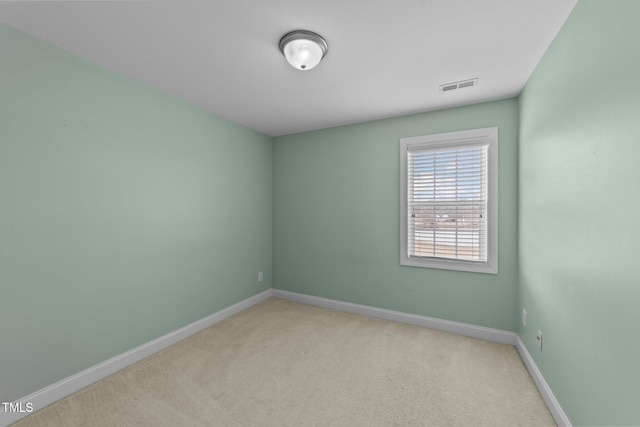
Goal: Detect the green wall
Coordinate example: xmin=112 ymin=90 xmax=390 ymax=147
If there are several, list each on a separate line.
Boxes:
xmin=0 ymin=24 xmax=272 ymax=401
xmin=6 ymin=1 xmax=639 ymax=423
xmin=273 ymin=99 xmax=519 ymax=331
xmin=518 ymin=1 xmax=640 ymax=425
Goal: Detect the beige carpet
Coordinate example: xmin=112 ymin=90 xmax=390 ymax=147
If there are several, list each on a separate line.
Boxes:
xmin=12 ymin=298 xmax=555 ymax=426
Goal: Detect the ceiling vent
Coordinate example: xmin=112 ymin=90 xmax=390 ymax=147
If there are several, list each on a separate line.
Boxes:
xmin=439 ymin=78 xmax=478 ymax=93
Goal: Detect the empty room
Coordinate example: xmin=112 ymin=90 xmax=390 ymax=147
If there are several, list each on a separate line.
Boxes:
xmin=1 ymin=0 xmax=638 ymax=426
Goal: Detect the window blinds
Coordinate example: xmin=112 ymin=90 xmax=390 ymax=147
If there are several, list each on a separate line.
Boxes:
xmin=407 ymin=142 xmax=488 ymax=262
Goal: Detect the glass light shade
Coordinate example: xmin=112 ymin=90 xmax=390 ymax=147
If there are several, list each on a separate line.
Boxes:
xmin=279 ymin=30 xmax=328 ymax=71
xmin=283 ymin=39 xmax=323 ymax=70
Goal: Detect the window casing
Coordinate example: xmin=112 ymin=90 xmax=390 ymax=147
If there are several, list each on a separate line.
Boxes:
xmin=400 ymin=128 xmax=498 ymax=274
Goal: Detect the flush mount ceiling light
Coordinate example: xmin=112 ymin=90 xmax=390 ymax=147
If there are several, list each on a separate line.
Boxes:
xmin=279 ymin=30 xmax=328 ymax=71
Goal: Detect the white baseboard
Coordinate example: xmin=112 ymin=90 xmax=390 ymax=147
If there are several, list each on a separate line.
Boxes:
xmin=516 ymin=335 xmax=572 ymax=427
xmin=274 ymin=290 xmax=574 ymax=424
xmin=1 ymin=289 xmax=272 ymax=427
xmin=272 ymin=289 xmax=517 ymax=346
xmin=3 ymin=289 xmax=569 ymax=427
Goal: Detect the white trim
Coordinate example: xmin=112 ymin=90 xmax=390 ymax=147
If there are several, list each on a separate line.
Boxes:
xmin=3 ymin=290 xmax=572 ymax=427
xmin=272 ymin=289 xmax=516 ymax=345
xmin=400 ymin=127 xmax=499 ymax=274
xmin=0 ymin=289 xmax=273 ymax=427
xmin=516 ymin=335 xmax=572 ymax=427
xmin=276 ymin=290 xmax=574 ymax=423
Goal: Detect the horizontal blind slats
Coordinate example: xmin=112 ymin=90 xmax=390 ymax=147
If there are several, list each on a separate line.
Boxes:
xmin=407 ymin=143 xmax=488 ymax=262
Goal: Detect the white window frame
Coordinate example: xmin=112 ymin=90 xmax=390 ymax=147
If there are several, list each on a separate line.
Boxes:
xmin=400 ymin=127 xmax=498 ymax=274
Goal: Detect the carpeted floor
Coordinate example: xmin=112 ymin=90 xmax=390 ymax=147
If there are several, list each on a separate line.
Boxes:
xmin=12 ymin=298 xmax=555 ymax=426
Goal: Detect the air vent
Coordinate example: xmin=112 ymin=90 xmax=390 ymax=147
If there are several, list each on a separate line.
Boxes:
xmin=439 ymin=78 xmax=478 ymax=93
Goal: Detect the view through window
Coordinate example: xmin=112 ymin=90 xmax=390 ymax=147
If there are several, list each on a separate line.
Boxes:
xmin=400 ymin=128 xmax=498 ymax=274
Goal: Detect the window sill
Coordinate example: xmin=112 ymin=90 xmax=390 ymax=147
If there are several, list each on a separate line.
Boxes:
xmin=400 ymin=256 xmax=497 ymax=274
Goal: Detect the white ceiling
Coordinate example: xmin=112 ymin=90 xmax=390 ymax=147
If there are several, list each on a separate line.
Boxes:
xmin=0 ymin=0 xmax=578 ymax=137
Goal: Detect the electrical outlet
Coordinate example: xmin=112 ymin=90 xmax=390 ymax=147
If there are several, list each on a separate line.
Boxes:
xmin=522 ymin=309 xmax=527 ymax=327
xmin=536 ymin=330 xmax=543 ymax=350
xmin=258 ymin=272 xmax=263 ymax=282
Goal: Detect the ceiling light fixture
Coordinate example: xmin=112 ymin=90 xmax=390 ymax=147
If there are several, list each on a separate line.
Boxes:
xmin=279 ymin=30 xmax=328 ymax=71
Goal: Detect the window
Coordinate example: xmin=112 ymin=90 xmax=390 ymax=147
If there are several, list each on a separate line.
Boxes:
xmin=400 ymin=127 xmax=498 ymax=274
